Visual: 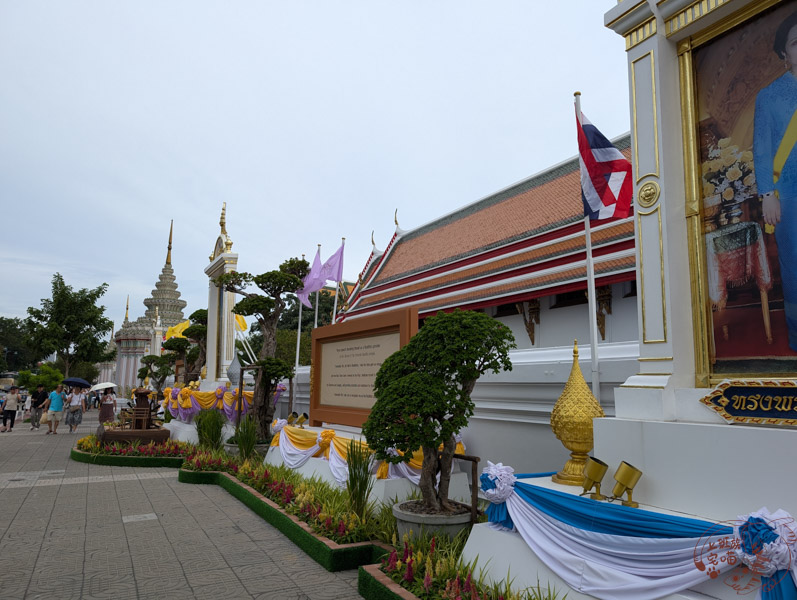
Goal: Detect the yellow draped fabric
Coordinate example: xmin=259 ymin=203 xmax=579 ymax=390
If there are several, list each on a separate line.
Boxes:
xmin=162 ymin=387 xmax=254 ymax=412
xmin=269 ymin=423 xmax=465 ymax=480
xmin=164 ymin=319 xmax=191 ymax=340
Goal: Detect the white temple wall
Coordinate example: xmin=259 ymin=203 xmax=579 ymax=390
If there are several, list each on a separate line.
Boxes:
xmin=493 ymin=282 xmax=639 ymax=351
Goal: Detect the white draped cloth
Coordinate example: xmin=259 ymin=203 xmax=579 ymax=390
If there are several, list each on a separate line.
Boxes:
xmin=276 ymin=425 xmax=321 ymax=470
xmin=327 ymin=440 xmax=348 ymax=487
xmin=504 ymin=491 xmax=731 ymax=600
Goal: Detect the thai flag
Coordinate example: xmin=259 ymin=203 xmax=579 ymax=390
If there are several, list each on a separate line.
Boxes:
xmin=576 ymin=109 xmax=633 ymax=220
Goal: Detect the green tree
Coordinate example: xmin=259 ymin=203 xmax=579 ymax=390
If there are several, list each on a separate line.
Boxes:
xmin=162 ymin=337 xmax=191 ymax=383
xmin=214 ymin=257 xmax=308 ymax=437
xmin=26 ymin=273 xmax=113 ymax=377
xmin=0 ymin=317 xmax=39 ymax=371
xmin=52 ymin=358 xmax=99 ymax=384
xmin=17 ymin=363 xmax=64 ymax=391
xmin=184 ymin=309 xmax=208 ymax=383
xmin=137 ymin=354 xmax=174 ymax=399
xmin=362 ymin=310 xmax=516 ymax=513
xmin=277 ymin=291 xmax=336 ymax=331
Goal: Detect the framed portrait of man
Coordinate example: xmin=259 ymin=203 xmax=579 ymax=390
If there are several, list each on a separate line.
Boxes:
xmin=682 ymin=0 xmax=797 ymax=379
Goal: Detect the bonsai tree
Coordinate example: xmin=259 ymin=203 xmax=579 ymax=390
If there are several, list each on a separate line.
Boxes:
xmin=137 ymin=354 xmax=175 ymax=400
xmin=183 ymin=309 xmax=208 ymax=384
xmin=214 ymin=257 xmax=308 ymax=437
xmin=363 ymin=309 xmax=515 ymax=513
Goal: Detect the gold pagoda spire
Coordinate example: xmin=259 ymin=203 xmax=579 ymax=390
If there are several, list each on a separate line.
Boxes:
xmin=550 ymin=339 xmax=605 ymax=486
xmin=166 ymin=220 xmax=173 ymax=265
xmin=220 ymin=202 xmax=227 ymax=235
xmin=124 ymin=296 xmax=129 ymax=322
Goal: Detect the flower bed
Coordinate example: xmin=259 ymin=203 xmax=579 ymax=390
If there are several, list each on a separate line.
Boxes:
xmin=177 ymin=467 xmax=390 ymax=571
xmin=359 ymin=533 xmax=566 ymax=600
xmin=70 ymin=435 xmax=194 ymax=467
xmin=182 ymin=451 xmax=391 ymax=545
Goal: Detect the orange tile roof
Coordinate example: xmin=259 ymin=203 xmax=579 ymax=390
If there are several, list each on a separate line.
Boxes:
xmin=343 ymin=136 xmax=633 ymax=318
xmin=357 ymin=220 xmax=633 ymax=309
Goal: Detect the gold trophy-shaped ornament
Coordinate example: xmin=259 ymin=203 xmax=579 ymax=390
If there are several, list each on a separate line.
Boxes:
xmin=550 ymin=340 xmax=605 ymax=486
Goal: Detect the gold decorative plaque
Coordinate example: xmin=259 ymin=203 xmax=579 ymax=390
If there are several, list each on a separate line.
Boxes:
xmin=637 ymin=180 xmax=660 ymax=208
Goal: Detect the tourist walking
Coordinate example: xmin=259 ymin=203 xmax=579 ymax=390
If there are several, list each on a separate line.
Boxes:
xmin=1 ymin=385 xmax=21 ymax=432
xmin=98 ymin=388 xmax=117 ymax=423
xmin=64 ymin=387 xmax=86 ymax=433
xmin=29 ymin=383 xmax=47 ymax=430
xmin=45 ymin=384 xmax=66 ymax=434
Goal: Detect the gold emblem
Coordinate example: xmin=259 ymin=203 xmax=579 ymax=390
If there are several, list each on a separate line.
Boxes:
xmin=638 ymin=181 xmax=660 ymax=208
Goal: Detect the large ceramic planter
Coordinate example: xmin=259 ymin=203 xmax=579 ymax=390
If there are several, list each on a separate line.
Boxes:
xmin=392 ymin=502 xmax=471 ymax=540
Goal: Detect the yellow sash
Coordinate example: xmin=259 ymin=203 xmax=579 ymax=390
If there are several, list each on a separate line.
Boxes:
xmin=766 ymin=108 xmax=797 ymax=233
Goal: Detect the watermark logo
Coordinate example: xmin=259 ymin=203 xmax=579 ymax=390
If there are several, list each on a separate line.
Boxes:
xmin=692 ymin=514 xmax=796 ymax=595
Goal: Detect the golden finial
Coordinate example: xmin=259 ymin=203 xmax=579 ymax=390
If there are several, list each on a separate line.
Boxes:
xmin=125 ymin=296 xmax=129 ymax=321
xmin=394 ymin=209 xmax=399 ymax=227
xmin=550 ymin=339 xmax=605 ymax=486
xmin=220 ymin=202 xmax=227 ymax=235
xmin=166 ymin=220 xmax=173 ymax=265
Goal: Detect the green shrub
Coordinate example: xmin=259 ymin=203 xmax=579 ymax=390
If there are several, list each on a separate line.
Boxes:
xmin=195 ymin=409 xmax=225 ymax=450
xmin=237 ymin=415 xmax=258 ymax=460
xmin=346 ymin=439 xmax=375 ymax=523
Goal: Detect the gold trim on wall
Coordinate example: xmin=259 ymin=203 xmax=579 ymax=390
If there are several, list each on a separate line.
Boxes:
xmin=687 ymin=0 xmax=785 ymax=47
xmin=638 ymin=356 xmax=674 ymax=361
xmin=626 ymin=17 xmax=658 ymax=50
xmin=665 ymin=0 xmax=735 ymax=37
xmin=631 ymin=51 xmax=660 ymax=183
xmin=638 ymin=205 xmax=668 ymax=344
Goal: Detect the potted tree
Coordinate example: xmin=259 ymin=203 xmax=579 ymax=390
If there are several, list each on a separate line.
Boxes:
xmin=363 ymin=309 xmax=515 ymax=537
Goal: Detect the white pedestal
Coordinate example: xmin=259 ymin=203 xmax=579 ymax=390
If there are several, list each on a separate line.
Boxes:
xmin=164 ymin=420 xmax=235 ymax=446
xmin=593 ymin=416 xmax=797 ymax=520
xmin=264 ymin=444 xmax=471 ymax=505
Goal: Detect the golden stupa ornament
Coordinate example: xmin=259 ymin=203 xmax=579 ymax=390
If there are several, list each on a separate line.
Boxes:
xmin=550 ymin=340 xmax=605 ymax=486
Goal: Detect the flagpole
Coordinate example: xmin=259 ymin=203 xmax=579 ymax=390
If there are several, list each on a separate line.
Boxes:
xmin=575 ymin=91 xmax=601 ymax=401
xmin=314 ymin=244 xmax=321 ymax=328
xmin=295 ymin=254 xmax=305 ymax=373
xmin=332 ymin=238 xmax=344 ymax=321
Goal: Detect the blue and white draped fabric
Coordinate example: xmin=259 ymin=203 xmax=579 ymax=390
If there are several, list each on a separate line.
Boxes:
xmin=734 ymin=508 xmax=797 ymax=600
xmin=481 ymin=464 xmax=797 ymax=600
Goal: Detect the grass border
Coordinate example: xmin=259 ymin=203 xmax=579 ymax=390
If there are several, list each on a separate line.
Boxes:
xmin=70 ymin=448 xmax=186 ymax=468
xmin=358 ymin=564 xmax=419 ymax=600
xmin=177 ymin=469 xmax=390 ymax=571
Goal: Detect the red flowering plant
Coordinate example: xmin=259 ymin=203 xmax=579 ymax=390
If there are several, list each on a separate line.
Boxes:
xmin=379 ymin=532 xmax=564 ymax=600
xmin=182 ymin=449 xmax=240 ymax=473
xmin=76 ymin=435 xmax=194 ymax=458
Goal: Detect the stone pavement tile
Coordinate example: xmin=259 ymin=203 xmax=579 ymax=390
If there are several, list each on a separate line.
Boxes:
xmin=335 ymin=568 xmax=359 ymax=588
xmin=27 ymin=573 xmax=83 ymax=599
xmin=233 ymin=560 xmax=283 ymax=580
xmin=301 ymin=581 xmax=363 ymax=600
xmin=136 ymin=572 xmax=193 ymax=596
xmin=239 ymin=574 xmax=298 ymax=595
xmin=82 ymin=573 xmax=136 ymax=599
xmin=226 ymin=548 xmax=273 ymax=567
xmin=292 ymin=569 xmax=348 ymax=591
xmin=0 ymin=572 xmax=29 ymax=599
xmin=253 ymin=590 xmax=313 ymax=600
xmin=187 ymin=568 xmax=252 ymax=600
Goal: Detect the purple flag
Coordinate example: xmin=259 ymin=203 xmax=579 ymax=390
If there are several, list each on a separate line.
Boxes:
xmin=319 ymin=242 xmax=344 ymax=283
xmin=298 ymin=249 xmax=325 ymax=308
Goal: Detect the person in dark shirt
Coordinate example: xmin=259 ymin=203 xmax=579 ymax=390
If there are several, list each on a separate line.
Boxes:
xmin=29 ymin=384 xmax=48 ymax=430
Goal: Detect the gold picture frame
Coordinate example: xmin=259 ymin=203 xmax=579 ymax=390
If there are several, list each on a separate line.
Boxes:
xmin=679 ymin=0 xmax=797 ymax=386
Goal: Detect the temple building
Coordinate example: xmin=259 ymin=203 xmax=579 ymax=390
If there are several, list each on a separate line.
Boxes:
xmin=114 ymin=222 xmax=187 ymax=393
xmin=329 ymin=134 xmax=639 ymax=469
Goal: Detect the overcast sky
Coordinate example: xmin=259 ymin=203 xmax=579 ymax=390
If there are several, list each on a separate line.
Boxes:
xmin=0 ymin=1 xmax=630 ymax=332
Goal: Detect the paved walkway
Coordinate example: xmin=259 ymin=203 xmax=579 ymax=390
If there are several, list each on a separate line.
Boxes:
xmin=0 ymin=410 xmax=363 ymax=599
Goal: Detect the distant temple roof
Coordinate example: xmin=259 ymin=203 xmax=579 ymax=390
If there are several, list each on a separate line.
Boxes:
xmin=116 ymin=221 xmax=187 ymax=340
xmin=340 ymin=135 xmax=634 ymax=321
